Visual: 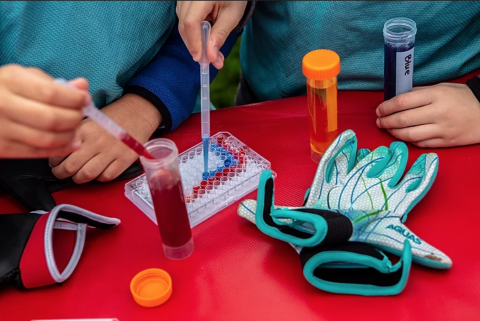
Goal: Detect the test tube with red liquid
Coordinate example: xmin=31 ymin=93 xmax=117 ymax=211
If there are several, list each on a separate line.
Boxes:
xmin=140 ymin=139 xmax=194 ymax=260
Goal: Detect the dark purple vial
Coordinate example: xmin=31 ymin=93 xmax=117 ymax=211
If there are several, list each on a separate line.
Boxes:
xmin=383 ymin=18 xmax=417 ymax=101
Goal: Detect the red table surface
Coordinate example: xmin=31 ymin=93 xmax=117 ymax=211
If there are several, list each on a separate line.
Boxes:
xmin=1 ymin=71 xmax=480 ymax=321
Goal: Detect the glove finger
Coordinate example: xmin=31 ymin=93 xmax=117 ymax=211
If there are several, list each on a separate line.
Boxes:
xmin=349 ymin=211 xmax=451 ymax=269
xmin=356 ymin=148 xmax=371 ymax=164
xmin=325 ymin=145 xmax=390 ymax=211
xmin=306 ymin=130 xmax=357 ymax=207
xmin=395 ymin=153 xmax=439 ymax=222
xmin=367 ymin=141 xmax=408 ymax=188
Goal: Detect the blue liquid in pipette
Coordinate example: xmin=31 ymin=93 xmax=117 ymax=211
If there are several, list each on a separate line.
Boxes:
xmin=203 ymin=136 xmax=209 ymax=173
xmin=200 ymin=21 xmax=211 ymax=175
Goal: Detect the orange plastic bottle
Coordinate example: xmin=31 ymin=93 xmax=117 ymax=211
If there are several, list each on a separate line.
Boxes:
xmin=302 ymin=50 xmax=341 ymax=163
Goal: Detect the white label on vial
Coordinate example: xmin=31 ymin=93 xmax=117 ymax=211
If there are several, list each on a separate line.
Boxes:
xmin=396 ymin=47 xmax=414 ymax=96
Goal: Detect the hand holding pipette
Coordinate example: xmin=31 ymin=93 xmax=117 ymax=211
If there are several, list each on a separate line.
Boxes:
xmin=0 ymin=65 xmax=88 ymax=158
xmin=200 ymin=21 xmax=211 ymax=173
xmin=54 ymin=78 xmax=154 ymax=159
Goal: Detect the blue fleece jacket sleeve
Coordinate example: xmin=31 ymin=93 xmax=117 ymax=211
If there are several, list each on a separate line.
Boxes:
xmin=124 ymin=20 xmax=241 ymax=133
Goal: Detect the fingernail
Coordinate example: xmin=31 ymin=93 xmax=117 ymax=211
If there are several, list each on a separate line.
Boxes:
xmin=192 ymin=52 xmax=199 ymax=62
xmin=213 ymin=61 xmax=223 ymax=70
xmin=376 ymin=118 xmax=382 ymax=128
xmin=72 ymin=140 xmax=81 ymax=150
xmin=376 ymin=108 xmax=381 ymax=117
xmin=213 ymin=56 xmax=224 ymax=69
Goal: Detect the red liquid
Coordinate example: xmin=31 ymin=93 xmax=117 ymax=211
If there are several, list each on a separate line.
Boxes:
xmin=121 ymin=134 xmax=154 ymax=159
xmin=148 ymin=170 xmax=192 ymax=248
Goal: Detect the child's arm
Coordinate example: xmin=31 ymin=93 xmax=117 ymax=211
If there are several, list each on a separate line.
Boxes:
xmin=0 ymin=65 xmax=89 ymax=158
xmin=49 ymin=20 xmax=241 ymax=184
xmin=376 ymin=76 xmax=480 ymax=148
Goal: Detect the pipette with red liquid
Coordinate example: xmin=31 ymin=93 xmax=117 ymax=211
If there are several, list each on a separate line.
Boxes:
xmin=55 ymin=78 xmax=154 ymax=159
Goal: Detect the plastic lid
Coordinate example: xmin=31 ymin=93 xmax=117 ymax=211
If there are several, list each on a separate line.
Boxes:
xmin=302 ymin=49 xmax=341 ymax=80
xmin=130 ymin=268 xmax=172 ymax=308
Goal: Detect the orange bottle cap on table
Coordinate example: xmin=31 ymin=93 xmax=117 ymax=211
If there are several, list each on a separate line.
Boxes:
xmin=302 ymin=49 xmax=341 ymax=80
xmin=130 ymin=268 xmax=172 ymax=308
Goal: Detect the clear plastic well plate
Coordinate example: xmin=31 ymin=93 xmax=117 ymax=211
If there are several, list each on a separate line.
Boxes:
xmin=125 ymin=132 xmax=271 ymax=227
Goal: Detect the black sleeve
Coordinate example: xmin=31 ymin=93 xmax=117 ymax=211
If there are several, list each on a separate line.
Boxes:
xmin=466 ymin=75 xmax=480 ymax=103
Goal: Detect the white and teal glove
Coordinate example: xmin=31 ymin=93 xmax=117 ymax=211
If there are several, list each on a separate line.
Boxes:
xmin=305 ymin=130 xmax=439 ymax=224
xmin=238 ymin=170 xmax=412 ymax=296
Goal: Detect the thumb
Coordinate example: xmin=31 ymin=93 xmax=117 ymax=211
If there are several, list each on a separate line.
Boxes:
xmin=208 ymin=11 xmax=240 ymax=66
xmin=68 ymin=77 xmax=89 ymax=91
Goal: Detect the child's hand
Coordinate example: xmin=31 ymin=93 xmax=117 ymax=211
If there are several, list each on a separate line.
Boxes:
xmin=0 ymin=64 xmax=90 ymax=158
xmin=176 ymin=1 xmax=247 ymax=69
xmin=376 ymin=83 xmax=480 ymax=148
xmin=48 ymin=93 xmax=161 ymax=184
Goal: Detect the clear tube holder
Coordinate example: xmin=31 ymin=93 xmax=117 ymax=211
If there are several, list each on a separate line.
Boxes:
xmin=125 ymin=132 xmax=271 ymax=228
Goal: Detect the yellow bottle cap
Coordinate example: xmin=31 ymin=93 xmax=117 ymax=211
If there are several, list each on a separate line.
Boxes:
xmin=130 ymin=268 xmax=172 ymax=308
xmin=302 ymin=49 xmax=341 ymax=80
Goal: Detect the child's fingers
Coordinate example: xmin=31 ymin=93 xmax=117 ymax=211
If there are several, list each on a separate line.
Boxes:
xmin=212 ymin=50 xmax=225 ymax=70
xmin=48 ymin=155 xmax=68 ymax=168
xmin=180 ymin=2 xmax=215 ymax=62
xmin=413 ymin=138 xmax=446 ymax=148
xmin=387 ymin=124 xmax=441 ymax=143
xmin=97 ymin=156 xmax=136 ymax=183
xmin=3 ymin=94 xmax=84 ymax=132
xmin=71 ymin=153 xmax=115 ymax=184
xmin=0 ymin=140 xmax=79 ymax=159
xmin=4 ymin=121 xmax=79 ymax=149
xmin=7 ymin=67 xmax=90 ymax=109
xmin=68 ymin=78 xmax=89 ymax=91
xmin=377 ymin=89 xmax=435 ymax=117
xmin=376 ymin=104 xmax=434 ymax=129
xmin=24 ymin=67 xmax=53 ymax=80
xmin=51 ymin=145 xmax=97 ymax=180
xmin=208 ymin=2 xmax=246 ymax=65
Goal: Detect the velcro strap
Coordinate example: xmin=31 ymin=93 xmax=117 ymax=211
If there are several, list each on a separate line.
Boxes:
xmin=300 ymin=241 xmax=412 ymax=296
xmin=19 ymin=204 xmax=120 ymax=289
xmin=256 ymin=173 xmax=353 ymax=247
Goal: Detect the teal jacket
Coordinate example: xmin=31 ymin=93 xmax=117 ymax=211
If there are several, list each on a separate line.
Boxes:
xmin=240 ymin=1 xmax=480 ymax=102
xmin=0 ymin=1 xmax=176 ymax=108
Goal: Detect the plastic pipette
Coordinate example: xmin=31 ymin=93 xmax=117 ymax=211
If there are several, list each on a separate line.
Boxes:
xmin=200 ymin=21 xmax=211 ymax=173
xmin=55 ymin=78 xmax=154 ymax=159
